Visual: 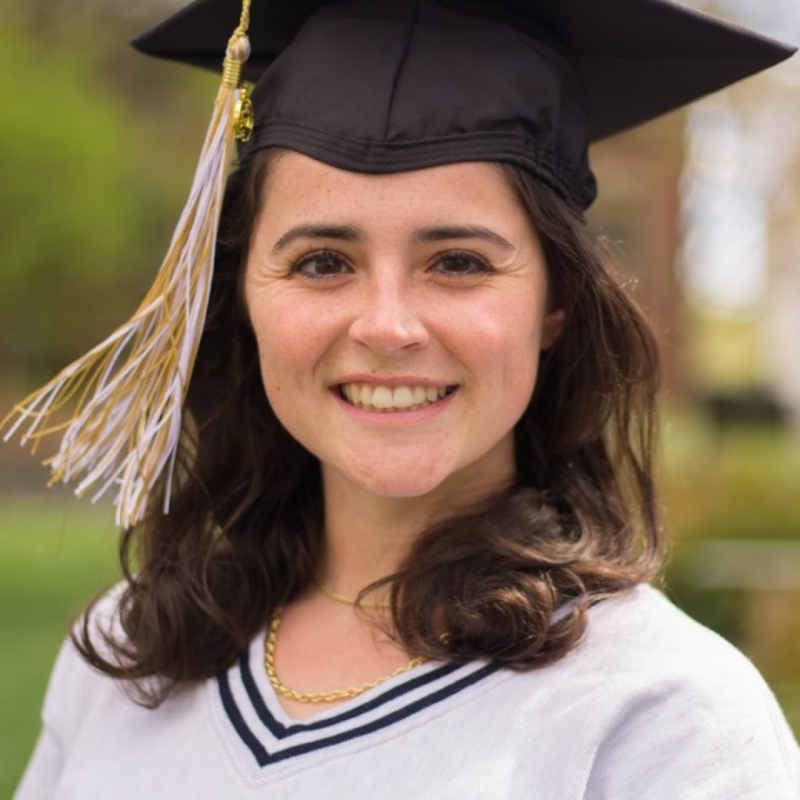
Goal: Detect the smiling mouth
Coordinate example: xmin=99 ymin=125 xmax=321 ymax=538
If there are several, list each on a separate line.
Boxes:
xmin=339 ymin=382 xmax=457 ymax=412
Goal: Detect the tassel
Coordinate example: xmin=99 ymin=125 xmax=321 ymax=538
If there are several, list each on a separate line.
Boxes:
xmin=1 ymin=2 xmax=254 ymax=528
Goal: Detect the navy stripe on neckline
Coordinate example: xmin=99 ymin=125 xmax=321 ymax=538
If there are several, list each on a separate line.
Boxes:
xmin=218 ymin=670 xmax=269 ymax=765
xmin=219 ymin=661 xmax=499 ymax=768
xmin=240 ymin=653 xmax=464 ymax=738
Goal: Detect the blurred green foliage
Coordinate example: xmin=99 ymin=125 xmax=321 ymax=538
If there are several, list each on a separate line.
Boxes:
xmin=0 ymin=24 xmax=138 ymax=279
xmin=663 ymin=410 xmax=800 ymax=542
xmin=0 ymin=8 xmax=217 ymax=382
xmin=0 ymin=18 xmax=140 ymax=378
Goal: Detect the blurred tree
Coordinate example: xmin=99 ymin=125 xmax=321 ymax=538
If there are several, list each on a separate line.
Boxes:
xmin=589 ymin=112 xmax=686 ymax=395
xmin=0 ymin=18 xmax=145 ymax=378
xmin=0 ymin=8 xmax=216 ymax=384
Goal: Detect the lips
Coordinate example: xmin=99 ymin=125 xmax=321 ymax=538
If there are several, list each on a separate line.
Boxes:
xmin=339 ymin=382 xmax=457 ymax=412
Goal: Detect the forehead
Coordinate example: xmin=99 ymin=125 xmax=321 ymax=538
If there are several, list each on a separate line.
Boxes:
xmin=260 ymin=151 xmax=526 ymax=229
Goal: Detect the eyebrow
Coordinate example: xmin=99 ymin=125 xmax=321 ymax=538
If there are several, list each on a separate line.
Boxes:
xmin=270 ymin=223 xmax=515 ymax=255
xmin=271 ymin=224 xmax=364 ymax=254
xmin=412 ymin=225 xmax=515 ymax=251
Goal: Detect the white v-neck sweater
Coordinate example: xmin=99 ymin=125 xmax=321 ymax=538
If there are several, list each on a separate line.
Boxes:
xmin=14 ymin=585 xmax=800 ymax=799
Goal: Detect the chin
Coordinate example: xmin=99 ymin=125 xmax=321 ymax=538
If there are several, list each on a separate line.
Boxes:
xmin=338 ymin=464 xmax=457 ymax=500
xmin=360 ymin=477 xmax=448 ymax=499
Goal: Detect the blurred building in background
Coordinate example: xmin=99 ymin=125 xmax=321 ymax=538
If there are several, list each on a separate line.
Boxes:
xmin=591 ymin=0 xmax=800 ymax=431
xmin=767 ymin=145 xmax=800 ymax=430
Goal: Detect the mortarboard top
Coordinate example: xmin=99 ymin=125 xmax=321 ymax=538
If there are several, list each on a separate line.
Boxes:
xmin=134 ymin=0 xmax=795 ymax=211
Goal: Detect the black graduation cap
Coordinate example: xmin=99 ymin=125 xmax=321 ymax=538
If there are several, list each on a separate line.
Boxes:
xmin=134 ymin=0 xmax=795 ymax=211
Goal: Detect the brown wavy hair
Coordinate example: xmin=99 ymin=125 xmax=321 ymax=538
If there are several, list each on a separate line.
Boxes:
xmin=74 ymin=149 xmax=663 ymax=706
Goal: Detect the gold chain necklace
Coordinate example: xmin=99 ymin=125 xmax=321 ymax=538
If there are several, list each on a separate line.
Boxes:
xmin=314 ymin=578 xmax=391 ymax=610
xmin=264 ymin=607 xmax=426 ymax=703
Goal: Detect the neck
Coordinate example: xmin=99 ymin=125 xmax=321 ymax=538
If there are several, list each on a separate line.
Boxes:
xmin=318 ymin=442 xmax=516 ymax=600
xmin=319 ymin=482 xmax=426 ymax=600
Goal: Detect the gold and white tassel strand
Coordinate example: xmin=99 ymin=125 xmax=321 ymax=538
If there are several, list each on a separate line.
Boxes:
xmin=1 ymin=1 xmax=254 ymax=528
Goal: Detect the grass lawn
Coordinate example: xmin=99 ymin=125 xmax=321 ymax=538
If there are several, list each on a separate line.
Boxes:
xmin=0 ymin=496 xmax=119 ymax=797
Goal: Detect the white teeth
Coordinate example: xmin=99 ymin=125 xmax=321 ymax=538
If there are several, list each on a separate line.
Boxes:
xmin=371 ymin=386 xmax=394 ymax=409
xmin=340 ymin=383 xmax=454 ymax=412
xmin=392 ymin=387 xmax=415 ymax=409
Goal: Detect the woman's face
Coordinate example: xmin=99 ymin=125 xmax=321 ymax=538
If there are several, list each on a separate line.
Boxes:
xmin=244 ymin=152 xmax=563 ymax=501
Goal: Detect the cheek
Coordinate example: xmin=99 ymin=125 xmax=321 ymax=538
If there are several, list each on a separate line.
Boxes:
xmin=500 ymin=334 xmax=541 ymax=421
xmin=459 ymin=292 xmax=545 ymax=401
xmin=247 ymin=289 xmax=344 ymax=430
xmin=248 ymin=296 xmax=308 ymax=406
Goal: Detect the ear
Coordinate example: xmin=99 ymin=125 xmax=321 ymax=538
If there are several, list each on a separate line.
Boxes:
xmin=541 ymin=307 xmax=566 ymax=350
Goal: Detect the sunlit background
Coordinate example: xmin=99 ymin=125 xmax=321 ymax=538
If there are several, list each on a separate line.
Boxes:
xmin=1 ymin=0 xmax=799 ymax=793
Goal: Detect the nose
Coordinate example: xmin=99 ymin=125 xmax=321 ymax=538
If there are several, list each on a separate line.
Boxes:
xmin=347 ymin=273 xmax=430 ymax=355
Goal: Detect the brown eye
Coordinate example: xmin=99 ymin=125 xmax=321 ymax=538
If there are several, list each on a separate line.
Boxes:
xmin=433 ymin=253 xmax=492 ymax=277
xmin=292 ymin=251 xmax=351 ymax=278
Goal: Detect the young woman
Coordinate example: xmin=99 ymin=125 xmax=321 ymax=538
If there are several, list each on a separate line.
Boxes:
xmin=12 ymin=0 xmax=799 ymax=797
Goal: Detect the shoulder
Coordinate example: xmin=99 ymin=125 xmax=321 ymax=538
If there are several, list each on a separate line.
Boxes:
xmin=40 ymin=584 xmax=133 ymax=746
xmin=569 ymin=584 xmax=791 ymax=730
xmin=538 ymin=583 xmax=789 ymax=718
xmin=576 ymin=583 xmax=759 ymax=680
xmin=557 ymin=584 xmax=800 ymax=798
